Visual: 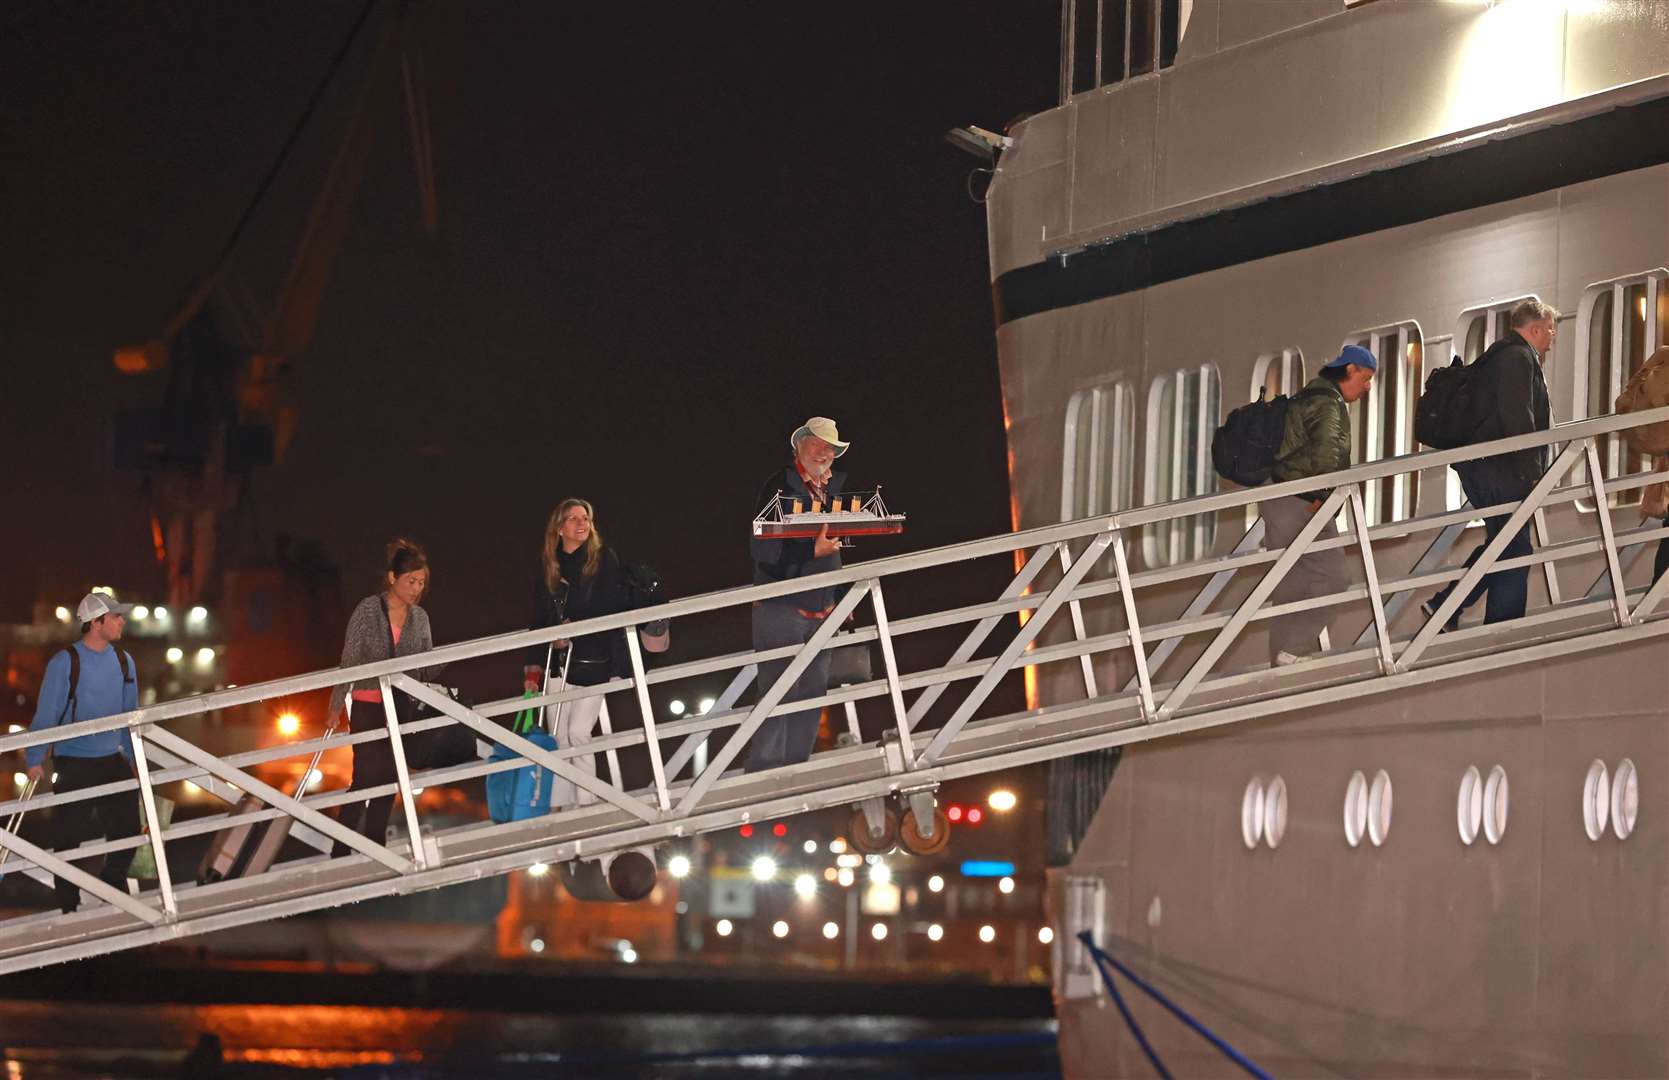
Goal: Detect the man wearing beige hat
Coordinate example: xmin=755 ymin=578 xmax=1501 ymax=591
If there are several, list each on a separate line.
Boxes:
xmin=746 ymin=417 xmax=851 ymax=771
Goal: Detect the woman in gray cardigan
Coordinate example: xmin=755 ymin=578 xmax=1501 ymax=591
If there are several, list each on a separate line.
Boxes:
xmin=329 ymin=539 xmax=434 ymax=853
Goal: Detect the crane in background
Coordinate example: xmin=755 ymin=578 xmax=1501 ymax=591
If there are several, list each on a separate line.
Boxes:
xmin=111 ymin=0 xmax=439 ymax=612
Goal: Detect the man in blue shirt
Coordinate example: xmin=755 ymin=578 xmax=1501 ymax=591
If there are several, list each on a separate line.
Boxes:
xmin=26 ymin=591 xmax=141 ymax=913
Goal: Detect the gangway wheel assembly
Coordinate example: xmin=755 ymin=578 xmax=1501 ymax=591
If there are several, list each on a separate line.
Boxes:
xmin=899 ymin=805 xmax=951 ymax=856
xmin=848 ymin=800 xmax=900 ymax=854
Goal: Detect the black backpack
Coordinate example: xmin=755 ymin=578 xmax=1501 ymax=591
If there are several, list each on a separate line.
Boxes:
xmin=1416 ymin=348 xmax=1498 ymax=450
xmin=1212 ymin=387 xmax=1321 ymax=487
xmin=57 ymin=644 xmax=135 ymax=724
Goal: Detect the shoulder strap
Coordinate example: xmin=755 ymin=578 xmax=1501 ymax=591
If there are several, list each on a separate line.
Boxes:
xmin=58 ymin=646 xmax=79 ymax=725
xmin=117 ymin=649 xmax=132 ymax=684
xmin=379 ymin=595 xmax=397 ymax=656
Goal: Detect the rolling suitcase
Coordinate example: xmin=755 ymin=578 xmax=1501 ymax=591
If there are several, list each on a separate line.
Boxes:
xmin=487 ymin=645 xmax=564 ymax=824
xmin=198 ymin=716 xmax=338 ymax=885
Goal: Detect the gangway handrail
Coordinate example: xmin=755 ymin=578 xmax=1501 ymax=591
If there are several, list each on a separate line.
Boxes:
xmin=3 ymin=403 xmax=1669 ymax=969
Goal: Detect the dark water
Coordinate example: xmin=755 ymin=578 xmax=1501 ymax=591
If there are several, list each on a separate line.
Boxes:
xmin=0 ymin=1002 xmax=1059 ymax=1078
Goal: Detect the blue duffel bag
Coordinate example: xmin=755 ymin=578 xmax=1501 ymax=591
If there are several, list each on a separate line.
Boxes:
xmin=487 ymin=732 xmax=559 ymax=823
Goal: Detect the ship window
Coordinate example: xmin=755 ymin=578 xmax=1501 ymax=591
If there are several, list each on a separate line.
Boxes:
xmin=1143 ymin=364 xmax=1221 ymax=566
xmin=1574 ymin=271 xmax=1668 ymax=511
xmin=1341 ymin=323 xmax=1423 ymax=525
xmin=1262 ymin=775 xmax=1288 ymax=849
xmin=1612 ymin=758 xmax=1639 ymax=840
xmin=1367 ymin=769 xmax=1393 ymax=847
xmin=1245 ymin=349 xmax=1306 ymax=531
xmin=1457 ymin=765 xmax=1483 ymax=845
xmin=1482 ymin=765 xmax=1510 ymax=845
xmin=1058 ymin=875 xmax=1106 ymax=1000
xmin=1455 ymin=296 xmax=1544 ymax=512
xmin=1343 ymin=770 xmax=1367 ymax=848
xmin=1061 ymin=380 xmax=1136 ymax=521
xmin=1583 ymin=759 xmax=1611 ymax=842
xmin=1241 ymin=778 xmax=1265 ymax=850
xmin=1062 ymin=0 xmax=1184 ymax=99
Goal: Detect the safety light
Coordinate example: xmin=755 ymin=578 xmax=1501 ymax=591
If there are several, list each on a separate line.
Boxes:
xmin=772 ymin=822 xmax=788 ymax=837
xmin=979 ymin=924 xmax=996 ymax=943
xmin=668 ymin=854 xmax=692 ymax=878
xmin=868 ymin=863 xmax=891 ymax=886
xmin=527 ymin=862 xmax=549 ymax=877
xmin=794 ymin=873 xmax=817 ymax=899
xmin=165 ymin=647 xmax=184 ymax=664
xmin=837 ymin=867 xmax=855 ymax=887
xmin=802 ymin=840 xmax=818 ymax=855
xmin=822 ymin=921 xmax=839 ymax=939
xmin=668 ymin=698 xmax=686 ymax=716
xmin=828 ymin=837 xmax=847 ymax=854
xmin=195 ymin=647 xmax=216 ymax=666
xmin=698 ymin=697 xmax=716 ymax=714
xmin=946 ymin=804 xmax=963 ymax=822
xmin=53 ymin=606 xmax=71 ymax=624
xmin=927 ymin=874 xmax=945 ymax=893
xmin=153 ymin=606 xmax=170 ymax=621
xmin=739 ymin=824 xmax=753 ymax=838
xmin=772 ymin=920 xmax=790 ymax=939
xmin=928 ymin=923 xmax=944 ymax=942
xmin=967 ymin=807 xmax=984 ymax=824
xmin=276 ymin=713 xmax=300 ymax=737
xmin=188 ymin=606 xmax=208 ymax=625
xmin=716 ymin=919 xmax=733 ymax=937
xmin=131 ymin=605 xmax=150 ymax=620
xmin=751 ymin=855 xmax=777 ymax=881
xmin=988 ymin=789 xmax=1018 ymax=812
xmin=1038 ymin=926 xmax=1055 ymax=945
xmin=11 ymin=773 xmax=25 ymax=789
xmin=871 ymin=923 xmax=888 ymax=941
xmin=999 ymin=876 xmax=1015 ymax=894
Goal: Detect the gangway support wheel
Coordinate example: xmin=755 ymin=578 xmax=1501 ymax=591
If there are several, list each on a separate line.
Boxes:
xmin=900 ymin=806 xmax=951 ymax=856
xmin=848 ymin=805 xmax=899 ymax=854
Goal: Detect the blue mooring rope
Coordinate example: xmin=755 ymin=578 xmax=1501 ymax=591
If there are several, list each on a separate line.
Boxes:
xmin=1077 ymin=931 xmax=1274 ymax=1080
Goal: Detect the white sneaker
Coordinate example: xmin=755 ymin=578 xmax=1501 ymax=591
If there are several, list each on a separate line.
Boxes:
xmin=1274 ymin=651 xmax=1307 ymax=667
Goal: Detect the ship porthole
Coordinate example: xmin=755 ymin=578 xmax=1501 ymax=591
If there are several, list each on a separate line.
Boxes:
xmin=1483 ymin=765 xmax=1510 ymax=845
xmin=1343 ymin=771 xmax=1367 ymax=848
xmin=1582 ymin=760 xmax=1610 ymax=842
xmin=1367 ymin=770 xmax=1393 ymax=847
xmin=1457 ymin=766 xmax=1483 ymax=845
xmin=1612 ymin=758 xmax=1639 ymax=840
xmin=1262 ymin=776 xmax=1288 ymax=850
xmin=1241 ymin=779 xmax=1265 ymax=850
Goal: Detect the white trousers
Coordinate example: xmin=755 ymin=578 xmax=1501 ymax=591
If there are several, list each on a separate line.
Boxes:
xmin=543 ymin=682 xmax=612 ymax=808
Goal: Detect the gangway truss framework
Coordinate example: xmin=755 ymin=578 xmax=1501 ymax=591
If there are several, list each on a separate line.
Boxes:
xmin=3 ymin=408 xmax=1669 ymax=972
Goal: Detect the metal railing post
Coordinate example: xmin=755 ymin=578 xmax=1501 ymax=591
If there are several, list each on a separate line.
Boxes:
xmin=129 ymin=729 xmax=177 ymax=916
xmin=625 ymin=629 xmax=672 ymax=812
xmin=664 ymin=665 xmax=756 ymax=780
xmin=1532 ymin=508 xmax=1563 ymax=605
xmin=0 ymin=826 xmax=163 ymax=924
xmin=379 ymin=677 xmax=428 ymax=868
xmin=1583 ymin=442 xmax=1632 ymax=627
xmin=868 ymin=580 xmax=915 ymax=763
xmin=1058 ymin=543 xmax=1099 ymax=698
xmin=1133 ymin=519 xmax=1264 ymax=688
xmin=1346 ymin=488 xmax=1395 ymax=673
xmin=1109 ymin=532 xmax=1155 ymax=720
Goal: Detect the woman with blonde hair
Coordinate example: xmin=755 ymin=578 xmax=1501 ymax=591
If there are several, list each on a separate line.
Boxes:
xmin=524 ymin=499 xmax=637 ymax=808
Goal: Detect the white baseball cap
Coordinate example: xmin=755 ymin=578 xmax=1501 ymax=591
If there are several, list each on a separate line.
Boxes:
xmin=75 ymin=592 xmax=134 ymax=623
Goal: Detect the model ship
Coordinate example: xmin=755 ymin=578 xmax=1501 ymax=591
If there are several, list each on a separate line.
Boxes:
xmin=751 ymin=488 xmax=905 ymax=539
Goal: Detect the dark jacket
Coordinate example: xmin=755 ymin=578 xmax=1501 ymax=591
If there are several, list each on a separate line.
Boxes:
xmin=528 ymin=547 xmax=635 ymax=686
xmin=1271 ymin=377 xmax=1351 ymax=501
xmin=752 ymin=466 xmax=846 ymax=611
xmin=1465 ymin=330 xmax=1550 ymax=493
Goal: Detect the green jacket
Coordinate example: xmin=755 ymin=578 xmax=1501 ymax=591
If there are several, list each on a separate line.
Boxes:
xmin=1271 ymin=377 xmax=1350 ymax=499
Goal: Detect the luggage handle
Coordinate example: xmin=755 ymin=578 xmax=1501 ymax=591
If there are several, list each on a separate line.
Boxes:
xmin=0 ymin=776 xmax=38 ymax=867
xmin=543 ymin=643 xmax=573 ymax=740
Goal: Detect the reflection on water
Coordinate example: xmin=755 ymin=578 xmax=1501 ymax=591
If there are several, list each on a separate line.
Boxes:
xmin=0 ymin=1001 xmax=1058 ymax=1078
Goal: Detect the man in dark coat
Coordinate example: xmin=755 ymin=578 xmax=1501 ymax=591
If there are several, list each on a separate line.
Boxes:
xmin=746 ymin=417 xmax=849 ymax=771
xmin=1424 ymin=298 xmax=1557 ymax=627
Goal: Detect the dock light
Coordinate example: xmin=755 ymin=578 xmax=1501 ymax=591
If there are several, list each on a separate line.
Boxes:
xmin=823 ymin=867 xmax=838 ymax=882
xmin=307 ymin=769 xmax=323 ymax=789
xmin=1038 ymin=926 xmax=1055 ymax=945
xmin=828 ymin=837 xmax=847 ymax=854
xmin=153 ymin=606 xmax=169 ymax=621
xmin=928 ymin=923 xmax=944 ymax=942
xmin=527 ymin=862 xmax=549 ymax=877
xmin=979 ymin=925 xmax=996 ymax=943
xmin=165 ymin=647 xmax=184 ymax=664
xmin=871 ymin=923 xmax=888 ymax=941
xmin=836 ymin=853 xmax=862 ymax=869
xmin=772 ymin=822 xmax=787 ymax=837
xmin=794 ymin=873 xmax=817 ymax=899
xmin=967 ymin=807 xmax=984 ymax=824
xmin=276 ymin=713 xmax=300 ymax=737
xmin=668 ymin=854 xmax=692 ymax=878
xmin=928 ymin=874 xmax=945 ymax=893
xmin=698 ymin=697 xmax=716 ymax=714
xmin=669 ymin=698 xmax=686 ymax=716
xmin=999 ymin=876 xmax=1015 ymax=895
xmin=739 ymin=824 xmax=753 ymax=838
xmin=131 ymin=605 xmax=150 ymax=620
xmin=802 ymin=839 xmax=818 ymax=855
xmin=946 ymin=804 xmax=963 ymax=822
xmin=837 ymin=867 xmax=855 ymax=887
xmin=988 ymin=789 xmax=1017 ymax=812
xmin=751 ymin=855 xmax=777 ymax=881
xmin=822 ymin=921 xmax=839 ymax=939
xmin=54 ymin=607 xmax=70 ymax=624
xmin=529 ymin=938 xmax=545 ymax=954
xmin=772 ymin=920 xmax=790 ymax=939
xmin=716 ymin=919 xmax=734 ymax=937
xmin=188 ymin=606 xmax=208 ymax=626
xmin=6 ymin=725 xmax=21 ymax=734
xmin=12 ymin=773 xmax=25 ymax=789
xmin=195 ymin=647 xmax=215 ymax=667
xmin=868 ymin=863 xmax=891 ymax=886
xmin=621 ymin=947 xmax=638 ymax=964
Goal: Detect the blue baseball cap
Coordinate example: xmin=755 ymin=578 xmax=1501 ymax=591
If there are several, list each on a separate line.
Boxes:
xmin=1323 ymin=344 xmax=1376 ymax=372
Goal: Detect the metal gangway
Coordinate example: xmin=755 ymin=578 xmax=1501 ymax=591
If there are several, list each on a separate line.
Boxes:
xmin=3 ymin=408 xmax=1669 ymax=974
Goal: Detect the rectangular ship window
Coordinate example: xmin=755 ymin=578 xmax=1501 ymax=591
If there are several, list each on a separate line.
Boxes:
xmin=1143 ymin=364 xmax=1221 ymax=566
xmin=1342 ymin=323 xmax=1423 ymax=526
xmin=1574 ymin=271 xmax=1668 ymax=510
xmin=1062 ymin=380 xmax=1136 ymax=522
xmin=1451 ymin=296 xmax=1541 ymax=514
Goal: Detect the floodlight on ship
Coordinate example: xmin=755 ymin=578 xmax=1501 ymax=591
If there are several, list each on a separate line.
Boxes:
xmin=751 ymin=488 xmax=906 ymax=540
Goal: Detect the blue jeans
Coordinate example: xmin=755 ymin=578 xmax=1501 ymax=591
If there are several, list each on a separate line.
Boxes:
xmin=1432 ymin=468 xmax=1533 ymax=624
xmin=745 ymin=602 xmax=833 ymax=772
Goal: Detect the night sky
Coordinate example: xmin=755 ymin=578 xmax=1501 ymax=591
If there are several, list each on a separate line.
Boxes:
xmin=1 ymin=3 xmax=1060 ymax=669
